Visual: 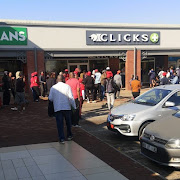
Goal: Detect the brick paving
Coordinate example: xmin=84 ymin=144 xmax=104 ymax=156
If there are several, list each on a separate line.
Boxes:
xmin=0 ymin=89 xmax=163 ymax=180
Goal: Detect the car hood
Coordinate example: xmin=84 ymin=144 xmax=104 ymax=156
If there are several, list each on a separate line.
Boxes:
xmin=111 ymin=102 xmax=151 ymax=115
xmin=145 ymin=117 xmax=180 ymax=141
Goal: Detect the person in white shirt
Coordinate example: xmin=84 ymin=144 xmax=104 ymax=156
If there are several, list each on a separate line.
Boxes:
xmin=49 ymin=75 xmax=76 ymax=144
xmin=94 ymin=69 xmax=101 ymax=101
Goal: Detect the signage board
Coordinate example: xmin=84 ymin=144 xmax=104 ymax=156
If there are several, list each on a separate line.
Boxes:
xmin=0 ymin=27 xmax=27 ymax=45
xmin=86 ymin=31 xmax=160 ymax=45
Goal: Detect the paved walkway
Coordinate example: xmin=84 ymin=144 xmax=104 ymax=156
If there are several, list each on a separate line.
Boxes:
xmin=0 ymin=141 xmax=128 ymax=180
xmin=0 ymin=88 xmax=152 ymax=180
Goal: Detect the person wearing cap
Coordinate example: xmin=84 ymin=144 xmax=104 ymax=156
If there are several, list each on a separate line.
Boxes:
xmin=94 ymin=69 xmax=101 ymax=101
xmin=84 ymin=71 xmax=95 ymax=103
xmin=106 ymin=67 xmax=113 ymax=78
xmin=31 ymin=72 xmax=40 ymax=102
xmin=2 ymin=71 xmax=10 ymax=106
xmin=104 ymin=72 xmax=116 ymax=110
xmin=160 ymin=72 xmax=169 ymax=85
xmin=113 ymin=70 xmax=123 ymax=99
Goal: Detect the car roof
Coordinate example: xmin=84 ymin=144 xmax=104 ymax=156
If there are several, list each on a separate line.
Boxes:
xmin=154 ymin=84 xmax=180 ymax=91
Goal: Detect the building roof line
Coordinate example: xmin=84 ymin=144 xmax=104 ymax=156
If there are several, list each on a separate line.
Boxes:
xmin=1 ymin=19 xmax=180 ymax=29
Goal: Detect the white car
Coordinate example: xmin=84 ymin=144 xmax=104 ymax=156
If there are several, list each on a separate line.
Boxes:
xmin=107 ymin=85 xmax=180 ymax=138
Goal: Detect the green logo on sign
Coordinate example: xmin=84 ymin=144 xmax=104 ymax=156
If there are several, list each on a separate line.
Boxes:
xmin=150 ymin=33 xmax=159 ymax=43
xmin=0 ymin=27 xmax=27 ymax=45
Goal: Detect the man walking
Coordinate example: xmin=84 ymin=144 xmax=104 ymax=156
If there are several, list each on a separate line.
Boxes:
xmin=49 ymin=75 xmax=76 ymax=144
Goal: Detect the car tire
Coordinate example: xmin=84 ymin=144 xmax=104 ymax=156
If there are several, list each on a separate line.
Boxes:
xmin=138 ymin=122 xmax=151 ymax=140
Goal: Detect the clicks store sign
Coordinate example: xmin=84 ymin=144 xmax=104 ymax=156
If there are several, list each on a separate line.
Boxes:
xmin=86 ymin=31 xmax=160 ymax=45
xmin=0 ymin=27 xmax=27 ymax=45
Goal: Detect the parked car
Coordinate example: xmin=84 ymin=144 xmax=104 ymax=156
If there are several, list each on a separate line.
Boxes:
xmin=140 ymin=110 xmax=180 ymax=167
xmin=107 ymin=84 xmax=180 ymax=138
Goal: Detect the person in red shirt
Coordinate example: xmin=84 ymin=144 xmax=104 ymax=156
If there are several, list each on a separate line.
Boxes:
xmin=79 ymin=78 xmax=85 ymax=119
xmin=66 ymin=72 xmax=81 ymax=127
xmin=30 ymin=72 xmax=40 ymax=102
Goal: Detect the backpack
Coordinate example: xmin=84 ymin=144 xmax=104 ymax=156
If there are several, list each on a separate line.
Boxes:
xmin=106 ymin=78 xmax=115 ymax=93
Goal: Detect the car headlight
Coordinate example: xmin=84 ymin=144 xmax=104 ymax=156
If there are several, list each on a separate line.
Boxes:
xmin=165 ymin=139 xmax=180 ymax=149
xmin=122 ymin=114 xmax=136 ymax=121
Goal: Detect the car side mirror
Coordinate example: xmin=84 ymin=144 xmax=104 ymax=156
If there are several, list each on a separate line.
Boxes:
xmin=164 ymin=101 xmax=175 ymax=108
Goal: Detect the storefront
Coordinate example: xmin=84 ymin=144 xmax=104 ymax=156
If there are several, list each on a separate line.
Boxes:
xmin=0 ymin=20 xmax=180 ymax=90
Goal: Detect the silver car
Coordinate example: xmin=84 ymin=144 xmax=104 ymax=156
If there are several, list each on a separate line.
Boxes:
xmin=140 ymin=111 xmax=180 ymax=167
xmin=107 ymin=84 xmax=180 ymax=138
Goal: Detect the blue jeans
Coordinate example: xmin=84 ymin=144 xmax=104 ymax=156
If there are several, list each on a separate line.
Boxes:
xmin=55 ymin=110 xmax=72 ymax=141
xmin=101 ymin=85 xmax=105 ymax=101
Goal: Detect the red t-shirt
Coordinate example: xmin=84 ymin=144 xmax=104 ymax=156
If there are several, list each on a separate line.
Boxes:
xmin=30 ymin=76 xmax=39 ymax=87
xmin=80 ymin=83 xmax=85 ymax=97
xmin=66 ymin=78 xmax=80 ymax=99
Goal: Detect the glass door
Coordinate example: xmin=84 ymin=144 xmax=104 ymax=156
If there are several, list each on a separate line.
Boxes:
xmin=68 ymin=63 xmax=89 ymax=72
xmin=141 ymin=57 xmax=155 ymax=85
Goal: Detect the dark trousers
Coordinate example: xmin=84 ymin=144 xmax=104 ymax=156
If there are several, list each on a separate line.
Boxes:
xmin=85 ymin=86 xmax=94 ymax=101
xmin=55 ymin=110 xmax=72 ymax=141
xmin=40 ymin=83 xmax=45 ymax=97
xmin=72 ymin=98 xmax=80 ymax=125
xmin=132 ymin=92 xmax=140 ymax=99
xmin=79 ymin=96 xmax=83 ymax=118
xmin=32 ymin=86 xmax=40 ymax=101
xmin=3 ymin=90 xmax=10 ymax=105
xmin=94 ymin=83 xmax=101 ymax=100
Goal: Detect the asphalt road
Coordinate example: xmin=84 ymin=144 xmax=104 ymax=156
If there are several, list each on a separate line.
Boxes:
xmin=81 ymin=99 xmax=180 ymax=180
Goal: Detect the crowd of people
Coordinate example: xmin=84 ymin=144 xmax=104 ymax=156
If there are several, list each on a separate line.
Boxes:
xmin=1 ymin=71 xmax=26 ymax=112
xmin=148 ymin=66 xmax=180 ymax=88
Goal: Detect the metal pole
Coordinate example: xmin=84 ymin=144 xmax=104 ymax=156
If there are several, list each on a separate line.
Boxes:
xmin=134 ymin=47 xmax=136 ymax=78
xmin=34 ymin=47 xmax=37 ymax=71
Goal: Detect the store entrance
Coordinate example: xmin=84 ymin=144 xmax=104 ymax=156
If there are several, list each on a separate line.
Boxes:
xmin=68 ymin=63 xmax=89 ymax=72
xmin=141 ymin=57 xmax=155 ymax=85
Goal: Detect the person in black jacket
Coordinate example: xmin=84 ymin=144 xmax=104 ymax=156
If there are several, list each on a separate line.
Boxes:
xmin=84 ymin=71 xmax=95 ymax=103
xmin=2 ymin=71 xmax=10 ymax=106
xmin=11 ymin=71 xmax=26 ymax=112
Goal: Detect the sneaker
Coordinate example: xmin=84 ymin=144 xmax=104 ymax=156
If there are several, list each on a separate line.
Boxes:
xmin=92 ymin=101 xmax=97 ymax=103
xmin=59 ymin=140 xmax=65 ymax=144
xmin=74 ymin=125 xmax=81 ymax=128
xmin=67 ymin=136 xmax=73 ymax=141
xmin=87 ymin=100 xmax=90 ymax=103
xmin=11 ymin=107 xmax=18 ymax=111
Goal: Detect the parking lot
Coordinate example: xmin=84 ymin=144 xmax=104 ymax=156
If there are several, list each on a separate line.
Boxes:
xmin=81 ymin=93 xmax=180 ymax=180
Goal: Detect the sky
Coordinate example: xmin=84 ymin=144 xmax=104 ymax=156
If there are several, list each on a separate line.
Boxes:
xmin=0 ymin=0 xmax=180 ymax=24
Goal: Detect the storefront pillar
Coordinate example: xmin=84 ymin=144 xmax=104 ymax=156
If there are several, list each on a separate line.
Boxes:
xmin=164 ymin=55 xmax=168 ymax=70
xmin=37 ymin=50 xmax=45 ymax=74
xmin=26 ymin=51 xmax=35 ymax=82
xmin=125 ymin=50 xmax=141 ymax=90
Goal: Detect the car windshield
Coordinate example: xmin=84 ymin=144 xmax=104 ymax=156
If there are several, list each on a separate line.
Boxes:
xmin=134 ymin=88 xmax=172 ymax=106
xmin=174 ymin=111 xmax=180 ymax=118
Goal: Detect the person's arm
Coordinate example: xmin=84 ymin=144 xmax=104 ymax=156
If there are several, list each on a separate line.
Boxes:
xmin=48 ymin=88 xmax=53 ymax=101
xmin=77 ymin=82 xmax=80 ymax=101
xmin=120 ymin=76 xmax=123 ymax=88
xmin=68 ymin=86 xmax=76 ymax=109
